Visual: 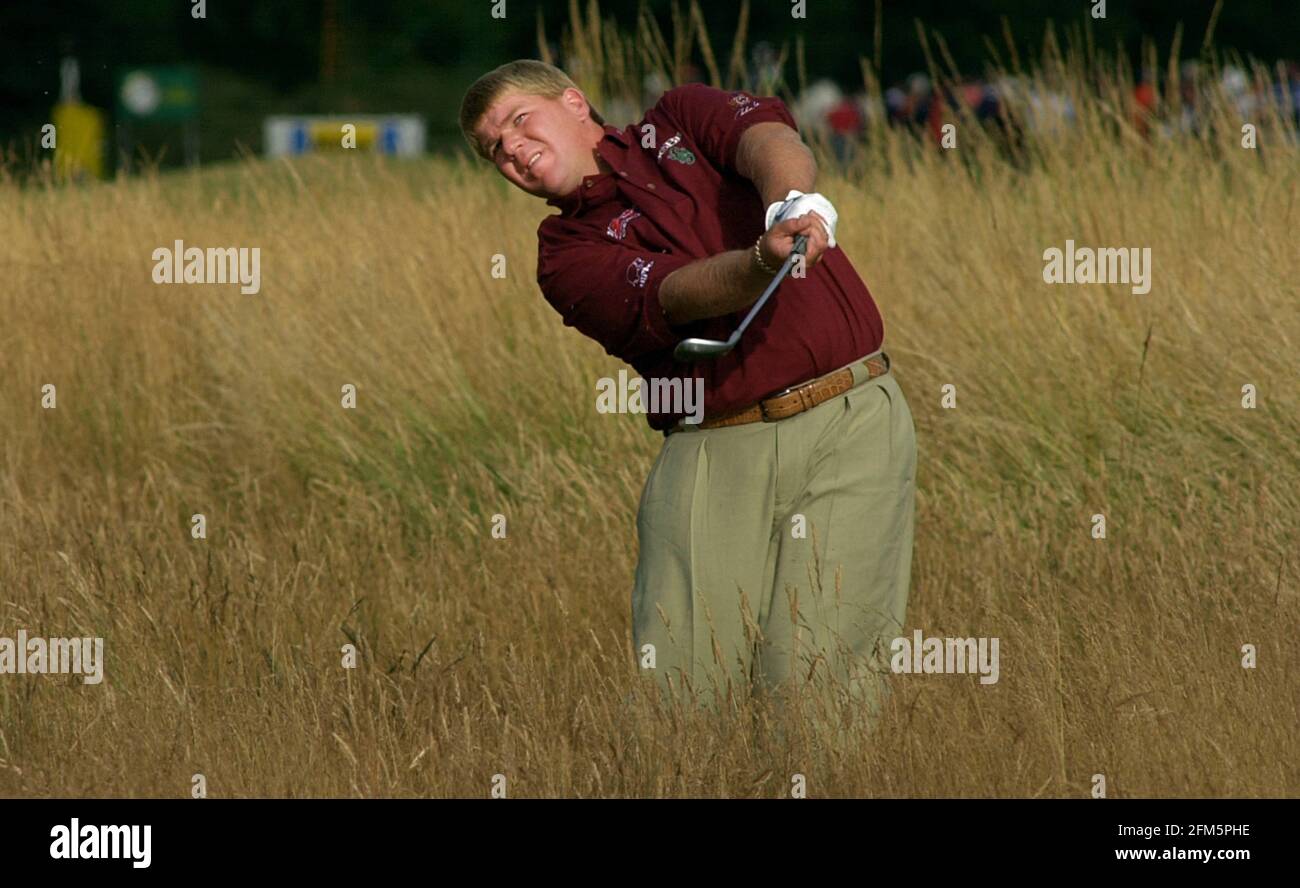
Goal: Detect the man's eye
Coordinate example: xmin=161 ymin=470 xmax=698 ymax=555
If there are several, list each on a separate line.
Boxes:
xmin=515 ymin=113 xmax=526 ymax=125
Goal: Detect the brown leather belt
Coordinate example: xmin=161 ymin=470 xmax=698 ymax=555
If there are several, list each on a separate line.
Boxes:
xmin=665 ymin=352 xmax=891 ymax=436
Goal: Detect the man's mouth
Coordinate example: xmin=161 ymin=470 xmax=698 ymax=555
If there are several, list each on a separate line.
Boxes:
xmin=526 ymin=150 xmax=543 ymax=176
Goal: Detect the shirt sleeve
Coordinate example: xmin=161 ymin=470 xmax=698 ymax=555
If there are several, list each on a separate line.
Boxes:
xmin=654 ymin=82 xmax=799 ymax=173
xmin=537 ymin=227 xmax=695 ymax=362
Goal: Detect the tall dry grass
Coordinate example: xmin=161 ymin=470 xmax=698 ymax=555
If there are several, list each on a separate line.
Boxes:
xmin=2 ymin=21 xmax=1298 ymax=796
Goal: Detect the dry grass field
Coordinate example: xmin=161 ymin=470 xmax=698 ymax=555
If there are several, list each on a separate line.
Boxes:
xmin=2 ymin=48 xmax=1298 ymax=797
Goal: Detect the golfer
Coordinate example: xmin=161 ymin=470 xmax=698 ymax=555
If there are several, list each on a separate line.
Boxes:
xmin=460 ymin=60 xmax=916 ymax=716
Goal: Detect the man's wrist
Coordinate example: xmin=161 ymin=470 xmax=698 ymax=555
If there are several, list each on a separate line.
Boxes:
xmin=752 ymin=235 xmax=778 ymax=275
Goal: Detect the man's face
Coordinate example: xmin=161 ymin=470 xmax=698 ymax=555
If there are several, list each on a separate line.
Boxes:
xmin=474 ymin=87 xmax=598 ymax=199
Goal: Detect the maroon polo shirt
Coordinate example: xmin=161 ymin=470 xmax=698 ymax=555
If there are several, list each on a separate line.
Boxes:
xmin=536 ymin=82 xmax=885 ymax=432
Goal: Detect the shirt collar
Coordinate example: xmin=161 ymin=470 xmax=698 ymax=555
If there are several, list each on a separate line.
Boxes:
xmin=546 ymin=124 xmax=630 ymax=215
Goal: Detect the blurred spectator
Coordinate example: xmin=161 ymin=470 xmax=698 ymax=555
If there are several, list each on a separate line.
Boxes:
xmin=826 ymin=92 xmax=865 ymax=163
xmin=1134 ymin=67 xmax=1157 ymax=137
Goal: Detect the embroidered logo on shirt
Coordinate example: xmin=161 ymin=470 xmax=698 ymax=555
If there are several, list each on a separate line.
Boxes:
xmin=656 ymin=132 xmax=696 ymax=165
xmin=728 ymin=92 xmax=760 ymax=118
xmin=606 ymin=208 xmax=642 ymax=240
xmin=626 ymin=257 xmax=654 ymax=288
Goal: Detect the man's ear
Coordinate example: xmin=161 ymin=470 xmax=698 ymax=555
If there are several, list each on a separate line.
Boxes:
xmin=562 ymin=87 xmax=590 ymax=120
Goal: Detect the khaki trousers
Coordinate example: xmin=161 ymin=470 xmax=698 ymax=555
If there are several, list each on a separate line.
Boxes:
xmin=631 ymin=352 xmax=917 ymax=719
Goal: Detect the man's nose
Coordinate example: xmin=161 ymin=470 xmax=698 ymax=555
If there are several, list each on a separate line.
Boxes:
xmin=505 ymin=135 xmax=528 ymax=166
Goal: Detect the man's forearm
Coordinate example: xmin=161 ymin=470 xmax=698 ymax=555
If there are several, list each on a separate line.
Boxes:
xmin=737 ymin=124 xmax=818 ymax=206
xmin=659 ymin=249 xmax=772 ymax=326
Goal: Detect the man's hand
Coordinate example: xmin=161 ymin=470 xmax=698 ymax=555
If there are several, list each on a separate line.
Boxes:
xmin=765 ymin=190 xmax=839 ymax=247
xmin=759 ymin=213 xmax=830 ymax=271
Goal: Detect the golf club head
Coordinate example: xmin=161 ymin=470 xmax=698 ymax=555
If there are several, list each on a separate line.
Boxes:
xmin=674 ymin=337 xmax=734 ymax=362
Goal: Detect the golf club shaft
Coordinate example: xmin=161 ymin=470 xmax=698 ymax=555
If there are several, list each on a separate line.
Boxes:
xmin=726 ymin=234 xmax=809 ymax=347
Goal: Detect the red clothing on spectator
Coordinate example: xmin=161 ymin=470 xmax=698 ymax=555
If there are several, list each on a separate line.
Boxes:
xmin=1134 ymin=81 xmax=1157 ymax=136
xmin=927 ymin=93 xmax=944 ymax=143
xmin=827 ymin=98 xmax=862 ymax=135
xmin=537 ymin=83 xmax=885 ymax=431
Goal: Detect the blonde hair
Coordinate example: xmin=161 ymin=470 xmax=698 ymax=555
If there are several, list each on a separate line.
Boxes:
xmin=459 ymin=59 xmax=605 ymax=160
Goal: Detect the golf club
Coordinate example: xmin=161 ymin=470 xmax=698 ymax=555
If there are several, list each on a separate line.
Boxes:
xmin=673 ymin=234 xmax=809 ymax=362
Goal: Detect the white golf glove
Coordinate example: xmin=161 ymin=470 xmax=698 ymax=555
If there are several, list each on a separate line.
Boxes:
xmin=764 ymin=189 xmax=838 ymax=248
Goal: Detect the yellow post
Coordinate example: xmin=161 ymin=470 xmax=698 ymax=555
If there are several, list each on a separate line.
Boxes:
xmin=51 ymin=102 xmax=105 ymax=181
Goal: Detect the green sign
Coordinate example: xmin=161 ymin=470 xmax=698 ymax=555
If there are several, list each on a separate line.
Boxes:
xmin=117 ymin=67 xmax=198 ymax=121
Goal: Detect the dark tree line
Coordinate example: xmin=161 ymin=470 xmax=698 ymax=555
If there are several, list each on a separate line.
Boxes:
xmin=2 ymin=0 xmax=1295 ymax=161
